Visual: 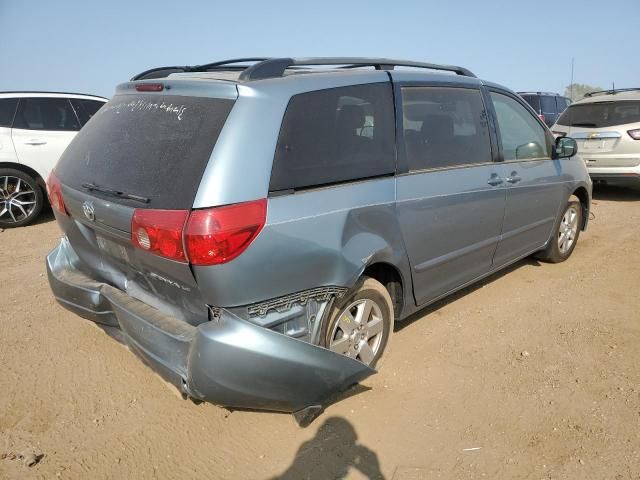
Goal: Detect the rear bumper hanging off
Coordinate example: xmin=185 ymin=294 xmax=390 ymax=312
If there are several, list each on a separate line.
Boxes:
xmin=46 ymin=238 xmax=374 ymax=422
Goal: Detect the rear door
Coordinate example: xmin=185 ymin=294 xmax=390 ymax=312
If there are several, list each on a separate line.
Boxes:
xmin=54 ymin=88 xmax=237 ymax=324
xmin=11 ymin=97 xmax=82 ymax=180
xmin=488 ymin=90 xmax=564 ymax=266
xmin=394 ymin=82 xmax=507 ymax=305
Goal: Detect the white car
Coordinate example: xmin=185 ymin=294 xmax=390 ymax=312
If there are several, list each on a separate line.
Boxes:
xmin=552 ymin=88 xmax=640 ymax=189
xmin=0 ymin=92 xmax=107 ymax=227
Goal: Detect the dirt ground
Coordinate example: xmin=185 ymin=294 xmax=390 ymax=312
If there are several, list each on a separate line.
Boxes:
xmin=1 ymin=186 xmax=639 ymax=480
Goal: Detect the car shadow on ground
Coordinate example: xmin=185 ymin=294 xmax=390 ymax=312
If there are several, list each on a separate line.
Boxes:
xmin=270 ymin=416 xmax=385 ymax=480
xmin=592 ymin=184 xmax=640 ymax=202
xmin=30 ymin=209 xmax=55 ymax=226
xmin=395 ymin=257 xmax=541 ymax=332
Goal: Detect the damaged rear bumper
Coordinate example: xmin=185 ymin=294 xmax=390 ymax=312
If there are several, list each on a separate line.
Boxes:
xmin=46 ymin=238 xmax=374 ymax=418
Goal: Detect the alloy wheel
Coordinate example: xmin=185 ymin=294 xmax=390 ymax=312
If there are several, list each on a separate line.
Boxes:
xmin=329 ymin=298 xmax=385 ymax=365
xmin=0 ymin=176 xmax=38 ymax=225
xmin=558 ymin=205 xmax=579 ymax=254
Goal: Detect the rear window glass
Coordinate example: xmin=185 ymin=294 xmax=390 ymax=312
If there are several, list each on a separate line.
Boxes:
xmin=540 ymin=95 xmax=557 ymax=113
xmin=521 ymin=95 xmax=540 ymax=112
xmin=0 ymin=98 xmax=18 ymax=127
xmin=557 ymin=101 xmax=640 ymax=128
xmin=56 ymin=94 xmax=235 ymax=209
xmin=270 ymin=83 xmax=395 ymax=191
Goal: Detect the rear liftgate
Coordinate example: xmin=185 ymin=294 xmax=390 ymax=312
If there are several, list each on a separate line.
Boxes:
xmin=47 ymin=239 xmax=375 ymax=426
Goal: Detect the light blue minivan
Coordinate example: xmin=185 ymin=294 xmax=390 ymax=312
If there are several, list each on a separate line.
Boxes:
xmin=47 ymin=58 xmax=591 ymax=423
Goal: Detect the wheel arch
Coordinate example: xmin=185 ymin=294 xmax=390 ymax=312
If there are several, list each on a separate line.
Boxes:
xmin=0 ymin=162 xmax=48 ymax=195
xmin=570 ymin=185 xmax=590 ymax=230
xmin=361 ymin=261 xmax=405 ymax=320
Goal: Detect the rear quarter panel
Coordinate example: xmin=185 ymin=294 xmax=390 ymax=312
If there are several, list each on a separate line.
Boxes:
xmin=192 ymin=177 xmax=412 ymax=308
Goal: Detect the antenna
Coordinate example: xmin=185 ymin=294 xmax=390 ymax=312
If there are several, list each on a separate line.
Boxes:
xmin=570 ymin=57 xmax=575 ymax=101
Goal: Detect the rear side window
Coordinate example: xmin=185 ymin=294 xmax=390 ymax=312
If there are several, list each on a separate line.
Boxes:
xmin=56 ymin=94 xmax=235 ymax=210
xmin=401 ymin=87 xmax=492 ymax=171
xmin=521 ymin=95 xmax=540 ymax=112
xmin=70 ymin=99 xmax=105 ymax=125
xmin=540 ymin=95 xmax=557 ymax=113
xmin=491 ymin=92 xmax=550 ymax=161
xmin=13 ymin=98 xmax=81 ymax=131
xmin=0 ymin=98 xmax=18 ymax=127
xmin=556 ymin=101 xmax=640 ymax=128
xmin=270 ymin=83 xmax=395 ymax=191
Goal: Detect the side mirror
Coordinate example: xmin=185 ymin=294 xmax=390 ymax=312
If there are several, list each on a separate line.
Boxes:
xmin=554 ymin=136 xmax=578 ymax=159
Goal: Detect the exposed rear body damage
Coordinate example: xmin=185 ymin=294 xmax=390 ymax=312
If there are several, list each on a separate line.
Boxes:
xmin=47 ymin=238 xmax=374 ymax=417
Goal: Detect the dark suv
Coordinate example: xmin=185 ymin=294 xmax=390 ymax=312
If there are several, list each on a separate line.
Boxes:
xmin=46 ymin=58 xmax=591 ymax=423
xmin=519 ymin=92 xmax=571 ymax=127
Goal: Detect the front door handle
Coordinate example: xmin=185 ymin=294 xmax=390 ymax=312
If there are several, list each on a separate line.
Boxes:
xmin=24 ymin=140 xmax=47 ymax=146
xmin=506 ymin=172 xmax=522 ymax=184
xmin=487 ymin=174 xmax=504 ymax=186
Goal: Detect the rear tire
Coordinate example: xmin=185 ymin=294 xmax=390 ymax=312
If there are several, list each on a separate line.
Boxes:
xmin=0 ymin=168 xmax=44 ymax=228
xmin=537 ymin=200 xmax=582 ymax=263
xmin=321 ymin=277 xmax=393 ymax=368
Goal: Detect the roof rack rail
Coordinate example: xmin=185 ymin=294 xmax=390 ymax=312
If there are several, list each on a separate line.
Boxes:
xmin=584 ymin=88 xmax=640 ymax=97
xmin=131 ymin=57 xmax=476 ymax=82
xmin=238 ymin=57 xmax=476 ymax=81
xmin=131 ymin=58 xmax=270 ymax=81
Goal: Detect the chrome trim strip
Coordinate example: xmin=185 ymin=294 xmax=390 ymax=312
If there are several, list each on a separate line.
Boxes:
xmin=571 ymin=131 xmax=622 ymax=139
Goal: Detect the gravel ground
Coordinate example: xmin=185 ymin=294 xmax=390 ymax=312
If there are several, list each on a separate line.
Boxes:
xmin=1 ymin=186 xmax=639 ymax=480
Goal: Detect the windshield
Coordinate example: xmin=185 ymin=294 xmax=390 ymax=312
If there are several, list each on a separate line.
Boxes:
xmin=56 ymin=94 xmax=235 ymax=209
xmin=556 ymin=100 xmax=640 ymax=128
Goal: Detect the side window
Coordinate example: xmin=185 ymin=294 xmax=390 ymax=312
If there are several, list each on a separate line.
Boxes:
xmin=270 ymin=83 xmax=395 ymax=191
xmin=401 ymin=87 xmax=492 ymax=171
xmin=0 ymin=98 xmax=19 ymax=127
xmin=13 ymin=98 xmax=81 ymax=131
xmin=70 ymin=99 xmax=104 ymax=125
xmin=540 ymin=95 xmax=557 ymax=114
xmin=490 ymin=92 xmax=550 ymax=161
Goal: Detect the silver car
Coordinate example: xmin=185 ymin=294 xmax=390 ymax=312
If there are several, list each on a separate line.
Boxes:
xmin=46 ymin=58 xmax=591 ymax=424
xmin=552 ymin=88 xmax=640 ymax=188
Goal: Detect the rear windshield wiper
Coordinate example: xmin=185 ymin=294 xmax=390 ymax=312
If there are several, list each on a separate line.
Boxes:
xmin=81 ymin=183 xmax=150 ymax=204
xmin=570 ymin=122 xmax=598 ymax=127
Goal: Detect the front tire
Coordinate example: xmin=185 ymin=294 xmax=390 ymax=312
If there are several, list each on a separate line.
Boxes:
xmin=0 ymin=168 xmax=44 ymax=228
xmin=321 ymin=277 xmax=393 ymax=368
xmin=537 ymin=200 xmax=582 ymax=263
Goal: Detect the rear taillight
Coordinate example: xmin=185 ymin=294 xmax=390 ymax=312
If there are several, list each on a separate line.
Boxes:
xmin=539 ymin=114 xmax=546 ymax=123
xmin=130 ymin=199 xmax=267 ymax=265
xmin=628 ymin=129 xmax=640 ymax=140
xmin=184 ymin=199 xmax=267 ymax=266
xmin=46 ymin=171 xmax=68 ymax=216
xmin=131 ymin=209 xmax=189 ymax=262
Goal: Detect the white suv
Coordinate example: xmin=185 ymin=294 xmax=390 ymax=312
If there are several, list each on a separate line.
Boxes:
xmin=0 ymin=92 xmax=107 ymax=227
xmin=552 ymin=88 xmax=640 ymax=188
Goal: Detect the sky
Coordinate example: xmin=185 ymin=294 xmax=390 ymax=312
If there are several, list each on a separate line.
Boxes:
xmin=1 ymin=0 xmax=638 ymax=99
